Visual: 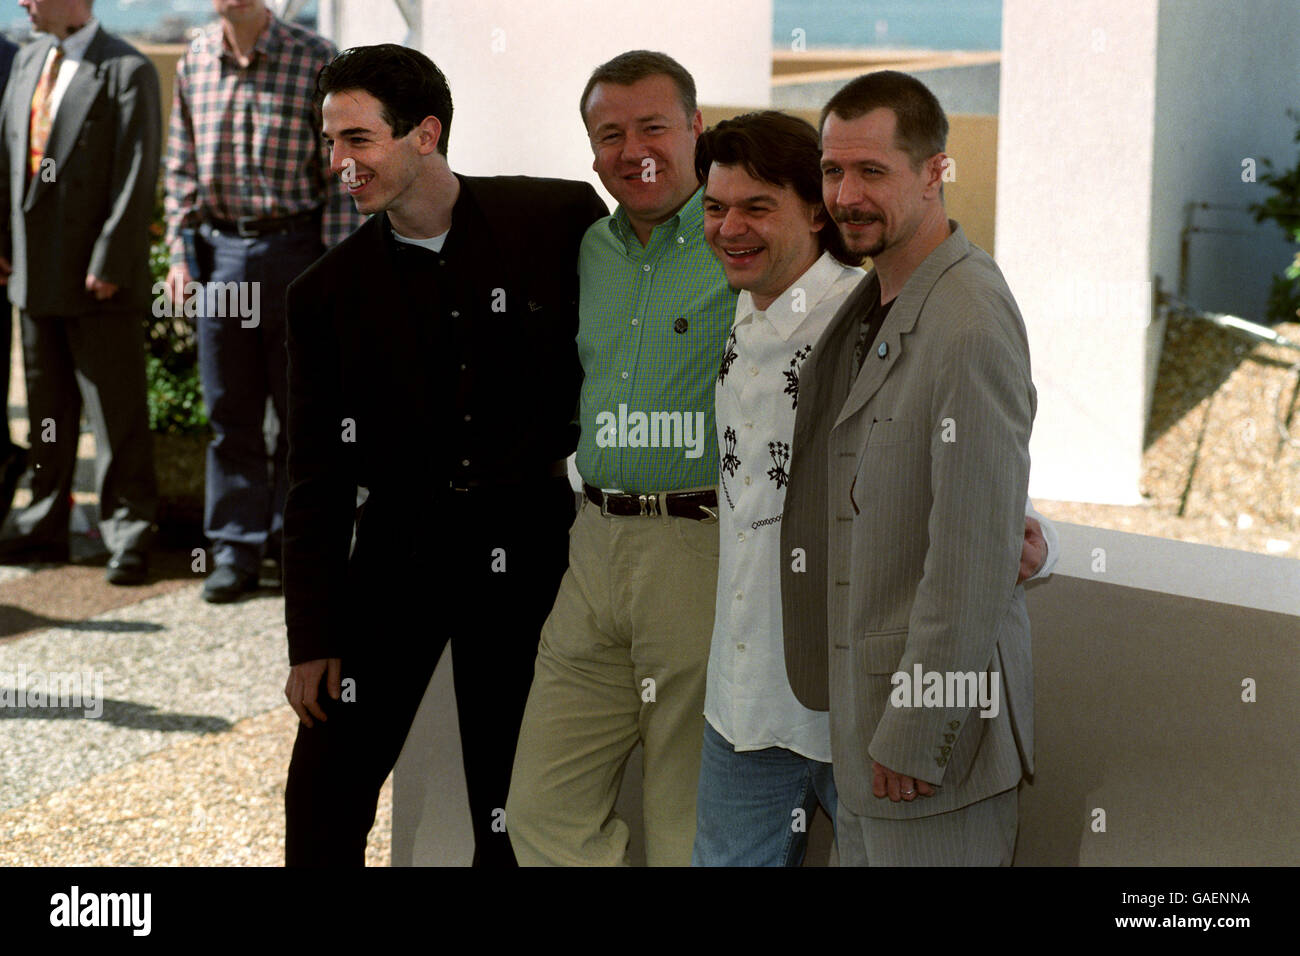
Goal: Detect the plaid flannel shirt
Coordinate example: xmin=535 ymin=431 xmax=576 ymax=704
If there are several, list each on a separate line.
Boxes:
xmin=163 ymin=14 xmax=361 ymax=262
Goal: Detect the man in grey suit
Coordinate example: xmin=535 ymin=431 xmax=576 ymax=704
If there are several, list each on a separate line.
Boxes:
xmin=781 ymin=71 xmax=1036 ymax=865
xmin=0 ymin=0 xmax=160 ymax=584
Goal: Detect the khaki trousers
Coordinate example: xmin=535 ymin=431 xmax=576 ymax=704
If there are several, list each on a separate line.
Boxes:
xmin=506 ymin=493 xmax=720 ymax=865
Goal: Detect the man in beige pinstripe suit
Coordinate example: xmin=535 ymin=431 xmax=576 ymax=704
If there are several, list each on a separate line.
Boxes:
xmin=781 ymin=71 xmax=1036 ymax=866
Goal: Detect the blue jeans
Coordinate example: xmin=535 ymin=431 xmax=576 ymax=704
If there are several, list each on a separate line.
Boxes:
xmin=692 ymin=721 xmax=838 ymax=867
xmin=194 ymin=223 xmax=323 ymax=573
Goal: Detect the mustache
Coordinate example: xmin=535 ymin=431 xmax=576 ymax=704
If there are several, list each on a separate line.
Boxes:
xmin=834 ymin=211 xmax=882 ymax=224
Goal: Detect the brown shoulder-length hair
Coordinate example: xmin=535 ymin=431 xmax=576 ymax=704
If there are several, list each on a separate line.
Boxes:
xmin=694 ymin=110 xmax=858 ymax=266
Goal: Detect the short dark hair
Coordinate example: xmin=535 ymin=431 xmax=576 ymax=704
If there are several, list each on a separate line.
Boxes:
xmin=819 ymin=70 xmax=947 ymax=170
xmin=316 ymin=44 xmax=454 ymax=155
xmin=579 ymin=50 xmax=697 ymax=127
xmin=695 ymin=111 xmax=856 ymax=266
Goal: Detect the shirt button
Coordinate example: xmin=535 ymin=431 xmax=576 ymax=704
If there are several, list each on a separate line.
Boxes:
xmin=461 ymin=459 xmax=470 ymax=467
xmin=463 ymin=414 xmax=471 ymax=422
xmin=744 ymin=475 xmax=752 ymax=485
xmin=745 ymin=421 xmax=754 ymax=429
xmin=450 ymin=310 xmax=460 ymax=318
xmin=631 ymin=318 xmax=638 ymax=326
xmin=643 ymin=264 xmax=651 ymax=272
xmin=621 ymin=371 xmax=629 ymax=380
xmin=677 ymin=236 xmax=685 ymax=244
xmin=737 ymin=532 xmax=745 ymax=542
xmin=735 ymin=591 xmax=743 ymax=601
xmin=749 ymin=366 xmax=758 ymax=376
xmin=737 ymin=642 xmax=746 ymax=651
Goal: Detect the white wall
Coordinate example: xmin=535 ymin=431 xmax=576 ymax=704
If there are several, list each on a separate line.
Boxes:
xmin=1150 ymin=0 xmax=1300 ymax=322
xmin=997 ymin=0 xmax=1160 ymax=505
xmin=999 ymin=0 xmax=1300 ymax=506
xmin=319 ymin=0 xmax=772 ymax=205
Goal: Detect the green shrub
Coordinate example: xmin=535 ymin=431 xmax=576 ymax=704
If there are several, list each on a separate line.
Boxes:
xmin=1250 ymin=108 xmax=1300 ymax=323
xmin=144 ymin=190 xmax=209 ymax=437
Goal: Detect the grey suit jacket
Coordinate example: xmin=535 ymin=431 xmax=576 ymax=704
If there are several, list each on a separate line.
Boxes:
xmin=0 ymin=28 xmax=160 ymax=315
xmin=781 ymin=221 xmax=1036 ymax=819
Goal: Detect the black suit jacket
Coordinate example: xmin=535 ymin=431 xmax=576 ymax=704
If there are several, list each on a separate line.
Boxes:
xmin=0 ymin=27 xmax=160 ymax=315
xmin=283 ymin=174 xmax=607 ymax=664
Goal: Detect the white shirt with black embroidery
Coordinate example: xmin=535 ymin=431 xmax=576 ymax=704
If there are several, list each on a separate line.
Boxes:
xmin=706 ymin=251 xmax=866 ymax=762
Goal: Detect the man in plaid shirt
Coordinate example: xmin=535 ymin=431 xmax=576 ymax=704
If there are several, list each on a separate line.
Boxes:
xmin=164 ymin=0 xmax=361 ymax=603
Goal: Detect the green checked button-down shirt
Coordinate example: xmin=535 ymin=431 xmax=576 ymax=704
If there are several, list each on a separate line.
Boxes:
xmin=576 ymin=189 xmax=737 ymax=493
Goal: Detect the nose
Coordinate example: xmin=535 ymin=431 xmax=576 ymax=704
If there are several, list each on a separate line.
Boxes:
xmin=328 ymin=142 xmax=352 ymax=180
xmin=619 ymin=130 xmax=652 ymax=164
xmin=833 ymin=171 xmax=867 ymax=210
xmin=718 ymin=207 xmax=748 ymax=239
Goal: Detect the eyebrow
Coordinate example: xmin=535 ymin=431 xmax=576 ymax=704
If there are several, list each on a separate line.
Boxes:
xmin=592 ymin=113 xmax=672 ymax=135
xmin=324 ymin=126 xmax=375 ymax=139
xmin=702 ymin=192 xmax=779 ymax=206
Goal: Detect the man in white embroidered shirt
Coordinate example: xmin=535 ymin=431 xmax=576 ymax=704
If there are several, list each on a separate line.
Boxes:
xmin=691 ymin=110 xmax=1057 ymax=866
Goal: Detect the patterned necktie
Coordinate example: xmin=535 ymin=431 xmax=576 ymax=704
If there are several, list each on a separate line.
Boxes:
xmin=28 ymin=45 xmax=65 ymax=181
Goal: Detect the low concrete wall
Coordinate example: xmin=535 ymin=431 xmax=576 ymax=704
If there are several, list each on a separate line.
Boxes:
xmin=393 ymin=521 xmax=1298 ymax=865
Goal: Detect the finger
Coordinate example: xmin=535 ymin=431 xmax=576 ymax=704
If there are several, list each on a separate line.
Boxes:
xmin=899 ymin=775 xmax=917 ymax=801
xmin=872 ymin=762 xmax=888 ymax=799
xmin=303 ymin=677 xmax=328 ymax=723
xmin=327 ymin=659 xmax=342 ymax=700
xmin=886 ymin=770 xmax=902 ymax=802
xmin=286 ymin=679 xmax=313 ymax=728
xmin=917 ymin=779 xmax=936 ymax=797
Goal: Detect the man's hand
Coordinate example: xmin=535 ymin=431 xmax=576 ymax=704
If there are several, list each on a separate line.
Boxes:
xmin=1018 ymin=515 xmax=1046 ymax=584
xmin=872 ymin=761 xmax=936 ymax=802
xmin=285 ymin=657 xmax=343 ymax=728
xmin=165 ymin=261 xmax=192 ymax=310
xmin=85 ymin=274 xmax=119 ymax=301
xmin=0 ymin=255 xmax=11 ymax=286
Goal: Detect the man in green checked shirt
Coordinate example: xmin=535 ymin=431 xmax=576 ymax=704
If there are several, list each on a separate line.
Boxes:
xmin=505 ymin=50 xmax=733 ymax=866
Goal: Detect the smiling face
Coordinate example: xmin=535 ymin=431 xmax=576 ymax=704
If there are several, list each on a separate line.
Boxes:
xmin=584 ymin=74 xmax=703 ymax=242
xmin=703 ymin=162 xmax=824 ymax=312
xmin=820 ymin=107 xmax=944 ymax=265
xmin=19 ymin=0 xmax=85 ymax=36
xmin=322 ymin=88 xmax=439 ymax=218
xmin=211 ymin=0 xmax=268 ymax=25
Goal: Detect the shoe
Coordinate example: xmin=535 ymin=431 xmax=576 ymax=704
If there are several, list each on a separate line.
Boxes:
xmin=105 ymin=550 xmax=148 ymax=586
xmin=258 ymin=557 xmax=282 ymax=592
xmin=0 ymin=445 xmax=27 ymax=528
xmin=0 ymin=536 xmax=70 ymax=565
xmin=201 ymin=564 xmax=258 ymax=603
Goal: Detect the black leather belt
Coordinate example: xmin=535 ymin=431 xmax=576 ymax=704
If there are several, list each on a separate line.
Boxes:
xmin=450 ymin=460 xmax=569 ymax=492
xmin=207 ymin=208 xmax=321 ymax=238
xmin=583 ymin=483 xmax=718 ymax=522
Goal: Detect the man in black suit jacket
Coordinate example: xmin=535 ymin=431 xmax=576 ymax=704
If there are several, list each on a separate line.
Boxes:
xmin=282 ymin=44 xmax=607 ymax=866
xmin=0 ymin=33 xmax=24 ymax=526
xmin=0 ymin=0 xmax=159 ymax=583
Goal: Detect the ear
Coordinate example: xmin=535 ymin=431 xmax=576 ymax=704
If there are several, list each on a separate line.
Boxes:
xmin=922 ymin=152 xmax=946 ymax=198
xmin=690 ymin=108 xmax=704 ymax=140
xmin=415 ymin=115 xmax=443 ymax=156
xmin=809 ymin=201 xmax=827 ymax=234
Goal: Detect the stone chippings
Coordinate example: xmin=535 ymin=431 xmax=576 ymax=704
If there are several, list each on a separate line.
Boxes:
xmin=0 ymin=586 xmax=392 ymax=866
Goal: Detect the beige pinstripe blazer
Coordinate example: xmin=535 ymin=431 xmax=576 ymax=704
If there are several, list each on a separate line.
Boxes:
xmin=780 ymin=221 xmax=1036 ymax=818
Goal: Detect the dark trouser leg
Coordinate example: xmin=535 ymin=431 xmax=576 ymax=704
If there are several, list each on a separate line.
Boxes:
xmin=64 ymin=310 xmax=157 ymax=554
xmin=1 ymin=296 xmax=14 ymax=455
xmin=7 ymin=312 xmax=80 ymax=544
xmin=449 ymin=478 xmax=575 ymax=867
xmin=284 ymin=480 xmax=574 ymax=867
xmin=195 ymin=229 xmax=268 ymax=574
xmin=246 ymin=231 xmax=321 ymax=563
